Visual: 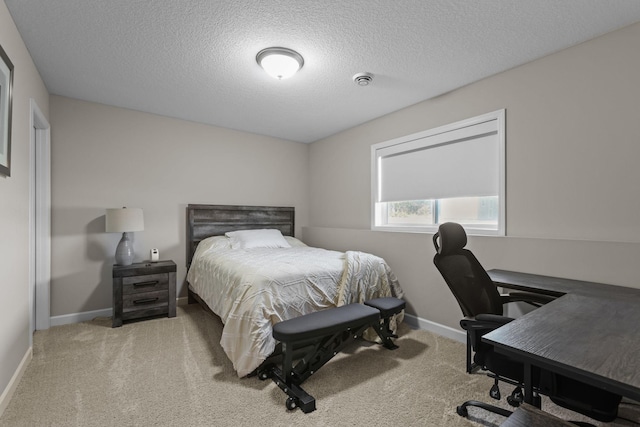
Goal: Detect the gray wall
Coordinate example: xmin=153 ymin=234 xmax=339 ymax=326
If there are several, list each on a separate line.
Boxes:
xmin=3 ymin=4 xmax=640 ymax=411
xmin=50 ymin=96 xmax=309 ymax=317
xmin=0 ymin=1 xmax=49 ymax=410
xmin=306 ymin=22 xmax=640 ymax=331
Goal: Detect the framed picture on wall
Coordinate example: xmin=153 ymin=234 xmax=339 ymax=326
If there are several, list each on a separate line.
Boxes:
xmin=0 ymin=43 xmax=14 ymax=177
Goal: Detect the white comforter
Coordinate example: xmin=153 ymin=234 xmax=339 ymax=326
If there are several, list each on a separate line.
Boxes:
xmin=186 ymin=236 xmax=403 ymax=377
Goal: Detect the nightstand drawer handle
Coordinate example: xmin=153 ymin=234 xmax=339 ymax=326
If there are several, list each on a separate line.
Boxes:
xmin=133 ymin=281 xmax=159 ymax=288
xmin=133 ymin=297 xmax=159 ymax=305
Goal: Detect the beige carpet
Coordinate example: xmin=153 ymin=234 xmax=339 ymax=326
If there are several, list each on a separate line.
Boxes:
xmin=1 ymin=304 xmax=638 ymax=427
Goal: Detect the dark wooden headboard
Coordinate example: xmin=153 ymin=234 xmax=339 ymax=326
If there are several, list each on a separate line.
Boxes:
xmin=186 ymin=204 xmax=295 ymax=267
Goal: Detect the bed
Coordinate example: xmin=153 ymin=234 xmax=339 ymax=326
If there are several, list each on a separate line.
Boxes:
xmin=185 ymin=204 xmax=404 ymax=377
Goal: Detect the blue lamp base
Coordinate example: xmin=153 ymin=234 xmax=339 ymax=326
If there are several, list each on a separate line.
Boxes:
xmin=115 ymin=232 xmax=135 ymax=266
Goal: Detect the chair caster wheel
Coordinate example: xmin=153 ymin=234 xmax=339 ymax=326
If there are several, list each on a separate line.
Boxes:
xmin=286 ymin=397 xmax=298 ymax=411
xmin=258 ymin=371 xmax=269 ymax=381
xmin=507 ymin=387 xmax=523 ymax=407
xmin=507 ymin=396 xmax=521 ymax=407
xmin=490 ymin=383 xmax=501 ymax=400
xmin=456 ymin=405 xmax=468 ymax=417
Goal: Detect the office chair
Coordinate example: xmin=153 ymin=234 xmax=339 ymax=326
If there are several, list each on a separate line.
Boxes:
xmin=432 ymin=222 xmax=622 ymax=424
xmin=433 ymin=222 xmax=552 ymax=414
xmin=432 ymin=222 xmax=553 ymax=375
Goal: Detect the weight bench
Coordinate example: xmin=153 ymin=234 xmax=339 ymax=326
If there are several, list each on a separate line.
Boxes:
xmin=256 ymin=297 xmax=405 ymax=413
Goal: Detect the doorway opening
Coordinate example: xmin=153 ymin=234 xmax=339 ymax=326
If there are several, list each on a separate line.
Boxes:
xmin=29 ymin=99 xmax=51 ymax=340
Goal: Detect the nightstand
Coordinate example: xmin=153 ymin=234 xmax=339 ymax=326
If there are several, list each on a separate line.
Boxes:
xmin=112 ymin=260 xmax=176 ymax=327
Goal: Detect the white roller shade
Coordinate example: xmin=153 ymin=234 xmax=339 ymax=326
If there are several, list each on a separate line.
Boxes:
xmin=377 ymin=119 xmax=499 ymax=202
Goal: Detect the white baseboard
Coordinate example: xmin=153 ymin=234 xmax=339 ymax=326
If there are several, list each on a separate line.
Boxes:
xmin=47 ymin=304 xmax=464 ymax=347
xmin=403 ymin=313 xmax=466 ymax=344
xmin=49 ymin=298 xmax=188 ymax=327
xmin=50 ymin=308 xmax=112 ymax=327
xmin=0 ymin=347 xmax=32 ymax=417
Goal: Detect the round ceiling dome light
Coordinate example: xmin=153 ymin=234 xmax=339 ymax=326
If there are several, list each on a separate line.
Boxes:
xmin=353 ymin=72 xmax=373 ymax=86
xmin=256 ymin=47 xmax=304 ymax=80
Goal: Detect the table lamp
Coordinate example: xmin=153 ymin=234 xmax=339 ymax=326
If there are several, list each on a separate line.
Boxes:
xmin=105 ymin=207 xmax=144 ymax=266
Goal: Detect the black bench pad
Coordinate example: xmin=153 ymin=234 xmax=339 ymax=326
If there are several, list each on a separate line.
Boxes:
xmin=273 ymin=303 xmax=380 ymax=342
xmin=364 ymin=297 xmax=405 ymax=318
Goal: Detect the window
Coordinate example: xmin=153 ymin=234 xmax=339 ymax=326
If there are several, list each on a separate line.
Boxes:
xmin=371 ymin=110 xmax=505 ymax=235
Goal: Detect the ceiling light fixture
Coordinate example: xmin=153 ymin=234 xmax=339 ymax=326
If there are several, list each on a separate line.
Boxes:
xmin=256 ymin=47 xmax=304 ymax=80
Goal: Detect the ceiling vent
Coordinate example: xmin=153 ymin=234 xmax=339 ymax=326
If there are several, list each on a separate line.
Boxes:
xmin=353 ymin=72 xmax=373 ymax=86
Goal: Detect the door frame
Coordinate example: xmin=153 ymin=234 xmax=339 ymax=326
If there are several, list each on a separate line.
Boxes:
xmin=29 ymin=98 xmax=51 ymax=336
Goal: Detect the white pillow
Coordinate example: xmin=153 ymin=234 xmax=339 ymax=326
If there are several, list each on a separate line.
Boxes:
xmin=225 ymin=229 xmax=292 ymax=249
xmin=284 ymin=236 xmax=307 ymax=247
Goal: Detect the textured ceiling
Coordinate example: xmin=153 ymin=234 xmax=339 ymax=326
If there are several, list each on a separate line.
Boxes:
xmin=6 ymin=0 xmax=640 ymax=143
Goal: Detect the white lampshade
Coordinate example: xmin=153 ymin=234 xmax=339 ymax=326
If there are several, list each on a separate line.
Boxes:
xmin=256 ymin=47 xmax=304 ymax=80
xmin=105 ymin=207 xmax=144 ymax=233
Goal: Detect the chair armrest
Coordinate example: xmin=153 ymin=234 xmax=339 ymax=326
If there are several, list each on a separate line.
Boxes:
xmin=460 ymin=314 xmax=514 ymax=332
xmin=461 ymin=314 xmax=516 ymax=352
xmin=500 ymin=291 xmax=556 ymax=306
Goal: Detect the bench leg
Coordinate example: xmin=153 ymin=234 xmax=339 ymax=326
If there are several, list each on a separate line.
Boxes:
xmin=363 ymin=298 xmax=405 ymax=350
xmin=282 ymin=342 xmax=294 ymax=385
xmin=373 ymin=317 xmax=400 ymax=350
xmin=270 ymin=366 xmax=316 ymax=413
xmin=267 ymin=324 xmax=372 ymax=413
xmin=257 ymin=342 xmax=317 ymax=413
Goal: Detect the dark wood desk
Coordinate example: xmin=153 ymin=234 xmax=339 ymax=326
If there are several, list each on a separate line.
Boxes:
xmin=488 ymin=269 xmax=633 ymax=297
xmin=483 ymin=270 xmax=640 ymax=404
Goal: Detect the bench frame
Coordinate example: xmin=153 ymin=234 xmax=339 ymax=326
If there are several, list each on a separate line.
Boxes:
xmin=252 ymin=298 xmax=405 ymax=413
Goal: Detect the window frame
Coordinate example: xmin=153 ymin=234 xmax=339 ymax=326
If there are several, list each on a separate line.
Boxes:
xmin=370 ymin=109 xmax=506 ymax=236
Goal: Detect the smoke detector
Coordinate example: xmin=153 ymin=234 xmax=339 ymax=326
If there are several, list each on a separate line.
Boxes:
xmin=353 ymin=72 xmax=373 ymax=86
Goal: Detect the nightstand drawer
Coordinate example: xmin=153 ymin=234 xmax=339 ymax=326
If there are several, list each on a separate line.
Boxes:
xmin=123 ymin=273 xmax=169 ymax=295
xmin=123 ymin=290 xmax=169 ymax=311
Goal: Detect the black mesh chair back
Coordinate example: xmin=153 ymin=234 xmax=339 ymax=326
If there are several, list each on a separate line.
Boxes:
xmin=433 ymin=222 xmax=503 ymax=317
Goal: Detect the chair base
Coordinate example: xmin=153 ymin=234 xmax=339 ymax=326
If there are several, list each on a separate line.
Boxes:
xmin=500 ymin=403 xmax=593 ymax=427
xmin=457 ymin=400 xmax=513 ymax=418
xmin=457 ymin=398 xmax=595 ymax=427
xmin=456 ymin=386 xmax=538 ymax=421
